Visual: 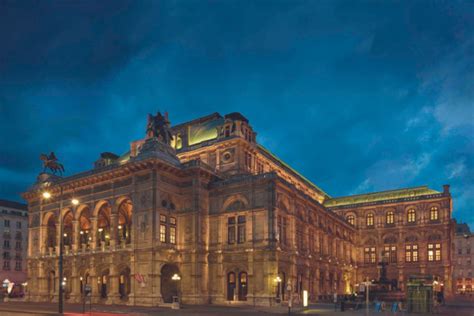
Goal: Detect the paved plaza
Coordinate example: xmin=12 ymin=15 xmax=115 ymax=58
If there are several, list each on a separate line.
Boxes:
xmin=0 ymin=301 xmax=473 ymax=316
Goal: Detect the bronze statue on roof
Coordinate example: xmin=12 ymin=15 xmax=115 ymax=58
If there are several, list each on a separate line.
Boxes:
xmin=40 ymin=152 xmax=65 ymax=175
xmin=146 ymin=111 xmax=173 ymax=145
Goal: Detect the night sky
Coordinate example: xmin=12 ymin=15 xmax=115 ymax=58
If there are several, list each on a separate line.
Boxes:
xmin=0 ymin=1 xmax=473 ymax=227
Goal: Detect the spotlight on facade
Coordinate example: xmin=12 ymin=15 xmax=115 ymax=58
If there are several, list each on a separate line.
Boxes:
xmin=172 ymin=273 xmax=181 ymax=281
xmin=42 ymin=191 xmax=51 ymax=199
xmin=71 ymin=199 xmax=79 ymax=205
xmin=275 ymin=276 xmax=282 ymax=283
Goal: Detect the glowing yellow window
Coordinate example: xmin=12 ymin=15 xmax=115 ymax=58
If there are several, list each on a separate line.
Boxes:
xmin=430 ymin=207 xmax=439 ymax=221
xmin=386 ymin=211 xmax=394 ymax=224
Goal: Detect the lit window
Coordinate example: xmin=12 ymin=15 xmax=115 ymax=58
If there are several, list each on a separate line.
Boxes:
xmin=364 ymin=247 xmax=376 ymax=263
xmin=405 ymin=244 xmax=418 ymax=262
xmin=386 ymin=211 xmax=394 ymax=224
xmin=384 ymin=245 xmax=397 ymax=263
xmin=366 ymin=213 xmax=374 ymax=227
xmin=169 ymin=217 xmax=176 ymax=244
xmin=346 ymin=215 xmax=355 ymax=226
xmin=430 ymin=207 xmax=439 ymax=221
xmin=428 ymin=243 xmax=441 ymax=261
xmin=160 ymin=224 xmax=166 ymax=243
xmin=407 ymin=209 xmax=416 ymax=223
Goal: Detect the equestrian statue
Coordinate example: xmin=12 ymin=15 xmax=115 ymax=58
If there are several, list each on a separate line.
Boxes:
xmin=146 ymin=111 xmax=173 ymax=145
xmin=40 ymin=152 xmax=65 ymax=175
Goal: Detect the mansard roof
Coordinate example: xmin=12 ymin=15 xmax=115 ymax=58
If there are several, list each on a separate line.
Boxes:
xmin=324 ymin=185 xmax=442 ymax=208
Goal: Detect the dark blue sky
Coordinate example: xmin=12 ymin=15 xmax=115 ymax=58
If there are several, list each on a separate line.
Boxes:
xmin=0 ymin=1 xmax=473 ymax=227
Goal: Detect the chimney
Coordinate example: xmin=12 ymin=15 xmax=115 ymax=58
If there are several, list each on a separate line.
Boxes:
xmin=443 ymin=184 xmax=450 ymax=194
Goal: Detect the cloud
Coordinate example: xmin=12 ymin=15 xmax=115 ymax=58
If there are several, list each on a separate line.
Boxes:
xmin=446 ymin=158 xmax=467 ymax=179
xmin=420 ymin=39 xmax=474 ymax=135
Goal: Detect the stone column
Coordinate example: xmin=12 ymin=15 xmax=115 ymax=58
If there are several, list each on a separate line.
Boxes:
xmin=106 ymin=264 xmax=120 ymax=304
xmin=109 ymin=214 xmax=118 ymax=250
xmin=70 ymin=259 xmax=80 ymax=303
xmin=56 ymin=223 xmax=61 ymax=256
xmin=72 ymin=220 xmax=79 ymax=252
xmin=91 ymin=216 xmax=98 ymax=250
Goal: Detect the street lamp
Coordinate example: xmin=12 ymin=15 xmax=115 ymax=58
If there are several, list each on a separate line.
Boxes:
xmin=275 ymin=276 xmax=282 ymax=302
xmin=42 ymin=189 xmax=78 ymax=315
xmin=171 ymin=273 xmax=181 ymax=310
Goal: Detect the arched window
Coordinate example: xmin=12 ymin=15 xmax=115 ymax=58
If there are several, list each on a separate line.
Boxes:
xmin=386 ymin=211 xmax=394 ymax=225
xmin=407 ymin=209 xmax=416 ymax=223
xmin=63 ymin=211 xmax=73 ymax=247
xmin=366 ymin=213 xmax=374 ymax=227
xmin=430 ymin=207 xmax=439 ymax=221
xmin=346 ymin=215 xmax=355 ymax=226
xmin=96 ymin=204 xmax=111 ymax=247
xmin=46 ymin=215 xmax=57 ymax=249
xmin=118 ymin=199 xmax=133 ymax=245
xmin=78 ymin=207 xmax=92 ymax=247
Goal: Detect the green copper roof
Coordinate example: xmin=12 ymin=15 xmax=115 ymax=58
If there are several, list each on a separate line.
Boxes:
xmin=188 ymin=117 xmax=224 ymax=146
xmin=257 ymin=144 xmax=330 ymax=199
xmin=324 ymin=186 xmax=441 ymax=208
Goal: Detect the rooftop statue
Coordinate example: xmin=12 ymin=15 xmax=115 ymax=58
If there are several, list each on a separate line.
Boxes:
xmin=146 ymin=111 xmax=173 ymax=145
xmin=40 ymin=152 xmax=65 ymax=175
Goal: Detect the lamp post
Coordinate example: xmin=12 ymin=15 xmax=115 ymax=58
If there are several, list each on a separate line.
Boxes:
xmin=43 ymin=188 xmax=78 ymax=315
xmin=171 ymin=273 xmax=181 ymax=310
xmin=275 ymin=276 xmax=282 ymax=303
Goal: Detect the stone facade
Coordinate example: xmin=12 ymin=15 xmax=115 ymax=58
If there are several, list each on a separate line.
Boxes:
xmin=326 ymin=186 xmax=455 ymax=297
xmin=0 ymin=199 xmax=28 ymax=293
xmin=23 ymin=112 xmax=453 ymax=306
xmin=454 ymin=223 xmax=473 ymax=295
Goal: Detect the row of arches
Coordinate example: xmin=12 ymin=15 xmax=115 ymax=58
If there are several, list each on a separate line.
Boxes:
xmin=44 ymin=199 xmax=133 ymax=251
xmin=44 ymin=263 xmax=180 ymax=303
xmin=46 ymin=267 xmax=132 ymax=301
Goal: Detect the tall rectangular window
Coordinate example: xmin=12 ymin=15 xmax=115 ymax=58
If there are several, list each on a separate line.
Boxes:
xmin=428 ymin=243 xmax=441 ymax=261
xmin=384 ymin=245 xmax=397 ymax=263
xmin=16 ymin=222 xmax=21 ymax=229
xmin=169 ymin=217 xmax=176 ymax=244
xmin=364 ymin=247 xmax=376 ymax=263
xmin=277 ymin=216 xmax=287 ymax=245
xmin=228 ymin=217 xmax=236 ymax=244
xmin=237 ymin=216 xmax=246 ymax=244
xmin=160 ymin=215 xmax=167 ymax=243
xmin=405 ymin=244 xmax=418 ymax=262
xmin=4 ymin=220 xmax=10 ymax=227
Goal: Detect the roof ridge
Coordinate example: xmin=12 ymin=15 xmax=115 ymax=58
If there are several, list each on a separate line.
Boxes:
xmin=328 ymin=185 xmax=437 ymax=200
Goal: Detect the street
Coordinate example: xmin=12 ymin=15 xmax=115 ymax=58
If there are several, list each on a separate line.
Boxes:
xmin=0 ymin=301 xmax=473 ymax=316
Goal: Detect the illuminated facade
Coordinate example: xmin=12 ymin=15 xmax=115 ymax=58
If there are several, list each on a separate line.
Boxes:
xmin=0 ymin=199 xmax=28 ymax=294
xmin=23 ymin=112 xmax=453 ymax=306
xmin=326 ymin=185 xmax=455 ymax=297
xmin=454 ymin=223 xmax=473 ymax=294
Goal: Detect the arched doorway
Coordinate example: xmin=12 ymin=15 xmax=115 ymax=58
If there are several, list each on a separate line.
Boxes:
xmin=80 ymin=272 xmax=90 ymax=295
xmin=227 ymin=272 xmax=236 ymax=301
xmin=160 ymin=264 xmax=179 ymax=303
xmin=119 ymin=267 xmax=131 ymax=300
xmin=98 ymin=269 xmax=109 ymax=299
